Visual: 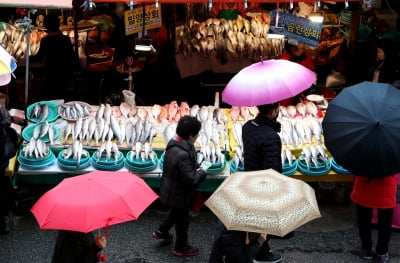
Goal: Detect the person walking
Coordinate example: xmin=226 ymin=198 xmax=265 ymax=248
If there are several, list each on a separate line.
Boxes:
xmin=351 ymin=174 xmax=398 ymax=263
xmin=209 ymin=220 xmax=266 ymax=263
xmin=241 ymin=103 xmax=282 ymax=263
xmin=51 ymin=230 xmax=107 ymax=263
xmin=152 ymin=116 xmax=208 ymax=257
xmin=0 ymin=105 xmax=19 ymax=235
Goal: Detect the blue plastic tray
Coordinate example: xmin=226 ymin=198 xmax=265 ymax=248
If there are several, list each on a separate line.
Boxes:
xmin=26 ymin=101 xmax=59 ymax=123
xmin=330 ymin=158 xmax=351 ymax=174
xmin=22 ymin=124 xmax=60 ymax=143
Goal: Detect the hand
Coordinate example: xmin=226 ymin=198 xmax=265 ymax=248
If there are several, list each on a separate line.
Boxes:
xmin=94 ymin=235 xmax=107 ymax=249
xmin=257 ymin=233 xmax=267 ymax=245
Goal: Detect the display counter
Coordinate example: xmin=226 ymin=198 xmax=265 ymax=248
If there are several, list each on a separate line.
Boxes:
xmin=13 ymin=161 xmax=230 ymax=192
xmin=13 ymin=161 xmax=353 ymax=193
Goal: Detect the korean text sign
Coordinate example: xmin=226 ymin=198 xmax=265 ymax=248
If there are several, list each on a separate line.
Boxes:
xmin=124 ymin=4 xmax=162 ymax=35
xmin=269 ymin=11 xmax=323 ymax=47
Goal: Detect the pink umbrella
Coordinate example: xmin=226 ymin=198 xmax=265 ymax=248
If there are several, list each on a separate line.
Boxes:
xmin=222 ymin=59 xmax=316 ymax=106
xmin=31 ymin=171 xmax=158 ymax=233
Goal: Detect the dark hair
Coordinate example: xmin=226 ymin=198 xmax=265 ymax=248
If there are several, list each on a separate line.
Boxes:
xmin=176 ymin=116 xmax=201 ymax=140
xmin=257 ymin=103 xmax=279 ymax=115
xmin=44 ymin=13 xmax=60 ymax=32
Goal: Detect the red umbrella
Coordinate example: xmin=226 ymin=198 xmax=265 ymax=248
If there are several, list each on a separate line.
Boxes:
xmin=31 ymin=171 xmax=158 ymax=233
xmin=222 ymin=59 xmax=316 ymax=106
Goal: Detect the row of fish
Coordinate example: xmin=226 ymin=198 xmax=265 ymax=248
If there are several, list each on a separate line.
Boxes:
xmin=62 ymin=102 xmax=158 ymax=147
xmin=279 ymin=116 xmax=323 ymax=148
xmin=29 ymin=103 xmax=49 ymax=123
xmin=198 ymin=144 xmax=225 ymax=165
xmin=22 ymin=138 xmax=49 ymax=159
xmin=230 ymin=106 xmax=259 ymax=123
xmin=59 ymin=103 xmax=92 ymax=120
xmin=95 ymin=140 xmax=121 ymax=164
xmin=32 ymin=122 xmax=56 ymax=145
xmin=128 ymin=141 xmax=157 ymax=164
xmin=300 ymin=145 xmax=329 ymax=170
xmin=279 ymin=102 xmax=320 ymax=118
xmin=61 ymin=140 xmax=88 ymax=167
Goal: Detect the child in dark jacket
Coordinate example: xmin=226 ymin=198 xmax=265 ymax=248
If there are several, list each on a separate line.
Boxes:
xmin=209 ymin=220 xmax=265 ymax=263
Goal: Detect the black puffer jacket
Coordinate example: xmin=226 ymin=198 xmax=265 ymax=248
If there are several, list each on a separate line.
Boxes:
xmin=159 ymin=137 xmax=207 ymax=208
xmin=209 ymin=221 xmax=261 ymax=263
xmin=242 ymin=114 xmax=282 ymax=172
xmin=51 ymin=231 xmax=102 ymax=263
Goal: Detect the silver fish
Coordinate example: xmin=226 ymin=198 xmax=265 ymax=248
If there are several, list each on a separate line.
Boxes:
xmin=135 ymin=141 xmax=142 ymax=160
xmin=144 ymin=142 xmax=151 ymax=159
xmin=105 ymin=140 xmax=112 ymax=161
xmin=81 ymin=118 xmax=90 ymax=143
xmin=302 ymin=147 xmax=312 ymax=170
xmin=87 ymin=118 xmax=96 ymax=145
xmin=39 ymin=103 xmax=49 ymax=123
xmin=96 ymin=104 xmax=105 ymax=123
xmin=30 ymin=103 xmax=41 ymax=120
xmin=73 ymin=117 xmax=83 ymax=141
xmin=111 ymin=142 xmax=119 ymax=164
xmin=39 ymin=121 xmax=49 ymax=138
xmin=101 ymin=121 xmax=110 ymax=143
xmin=110 ymin=115 xmax=122 ymax=143
xmin=97 ymin=143 xmax=106 ymax=162
xmin=118 ymin=120 xmax=126 ymax=145
xmin=48 ymin=125 xmax=55 ymax=145
xmin=73 ymin=103 xmax=84 ymax=118
xmin=33 ymin=124 xmax=42 ymax=140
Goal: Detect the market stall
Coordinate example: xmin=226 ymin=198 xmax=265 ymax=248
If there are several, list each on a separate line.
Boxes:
xmin=12 ymin=96 xmax=355 ymax=192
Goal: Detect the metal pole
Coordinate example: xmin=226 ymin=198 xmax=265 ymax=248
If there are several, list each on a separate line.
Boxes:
xmin=24 ymin=10 xmax=31 ymax=107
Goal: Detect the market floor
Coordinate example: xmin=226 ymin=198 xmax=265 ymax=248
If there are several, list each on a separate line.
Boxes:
xmin=1 ymin=200 xmax=399 ymax=263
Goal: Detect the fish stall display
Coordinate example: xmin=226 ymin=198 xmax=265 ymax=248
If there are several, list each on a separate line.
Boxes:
xmin=18 ymin=98 xmax=348 ymax=176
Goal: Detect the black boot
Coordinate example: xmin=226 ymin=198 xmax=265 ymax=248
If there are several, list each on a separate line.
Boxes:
xmin=0 ymin=216 xmax=10 ymax=234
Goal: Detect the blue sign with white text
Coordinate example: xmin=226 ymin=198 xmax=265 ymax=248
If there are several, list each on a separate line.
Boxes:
xmin=269 ymin=10 xmax=323 ymax=47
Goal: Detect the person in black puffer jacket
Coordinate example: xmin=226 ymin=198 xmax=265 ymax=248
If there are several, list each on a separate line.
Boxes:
xmin=242 ymin=103 xmax=282 ymax=263
xmin=152 ymin=116 xmax=207 ymax=257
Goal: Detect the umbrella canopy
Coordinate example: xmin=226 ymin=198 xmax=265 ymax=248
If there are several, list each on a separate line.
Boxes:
xmin=322 ymin=81 xmax=400 ymax=178
xmin=205 ymin=169 xmax=320 ymax=236
xmin=221 ymin=59 xmax=316 ymax=106
xmin=0 ymin=45 xmax=17 ymax=86
xmin=31 ymin=171 xmax=158 ymax=233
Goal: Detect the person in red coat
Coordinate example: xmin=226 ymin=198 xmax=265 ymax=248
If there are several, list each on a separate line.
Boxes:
xmin=351 ymin=174 xmax=398 ymax=263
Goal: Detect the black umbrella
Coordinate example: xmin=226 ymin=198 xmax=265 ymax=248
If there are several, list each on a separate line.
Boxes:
xmin=322 ymin=81 xmax=400 ymax=178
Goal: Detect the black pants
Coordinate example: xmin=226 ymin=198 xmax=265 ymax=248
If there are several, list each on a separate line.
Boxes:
xmin=356 ymin=204 xmax=393 ymax=254
xmin=158 ymin=207 xmax=190 ymax=249
xmin=0 ymin=170 xmax=11 ymax=217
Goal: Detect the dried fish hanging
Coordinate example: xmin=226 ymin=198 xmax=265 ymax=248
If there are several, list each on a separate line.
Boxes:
xmin=175 ymin=14 xmax=285 ymax=62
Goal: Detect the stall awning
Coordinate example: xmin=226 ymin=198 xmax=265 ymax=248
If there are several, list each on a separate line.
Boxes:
xmin=93 ymin=0 xmax=360 ymax=3
xmin=0 ymin=0 xmax=72 ymax=9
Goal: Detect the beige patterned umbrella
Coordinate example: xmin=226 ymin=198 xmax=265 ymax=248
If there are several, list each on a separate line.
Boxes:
xmin=205 ymin=169 xmax=321 ymax=236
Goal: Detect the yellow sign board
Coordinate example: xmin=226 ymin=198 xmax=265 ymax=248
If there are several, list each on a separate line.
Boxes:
xmin=124 ymin=4 xmax=162 ymax=36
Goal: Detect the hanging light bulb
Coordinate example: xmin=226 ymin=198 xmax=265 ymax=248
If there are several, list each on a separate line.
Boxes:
xmin=244 ymin=0 xmax=248 ymax=9
xmin=129 ymin=0 xmax=134 ymax=10
xmin=155 ymin=0 xmax=159 ymax=9
xmin=344 ymin=0 xmax=349 ymax=9
xmin=290 ymin=0 xmax=294 ymax=10
xmin=208 ymin=0 xmax=213 ymax=12
xmin=317 ymin=0 xmax=321 ymax=9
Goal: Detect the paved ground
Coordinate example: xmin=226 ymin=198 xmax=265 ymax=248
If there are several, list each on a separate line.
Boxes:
xmin=1 ymin=200 xmax=399 ymax=263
